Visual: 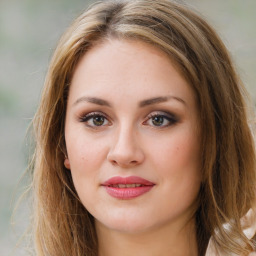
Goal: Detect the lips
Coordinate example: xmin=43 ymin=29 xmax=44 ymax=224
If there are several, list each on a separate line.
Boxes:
xmin=101 ymin=176 xmax=155 ymax=199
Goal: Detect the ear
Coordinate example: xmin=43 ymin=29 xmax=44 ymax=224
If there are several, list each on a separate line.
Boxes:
xmin=64 ymin=157 xmax=71 ymax=169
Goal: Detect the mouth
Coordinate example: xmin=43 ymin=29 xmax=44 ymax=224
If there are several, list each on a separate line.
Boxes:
xmin=108 ymin=183 xmax=148 ymax=188
xmin=101 ymin=176 xmax=155 ymax=199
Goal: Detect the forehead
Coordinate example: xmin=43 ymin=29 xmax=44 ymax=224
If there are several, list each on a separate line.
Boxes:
xmin=69 ymin=39 xmax=195 ymax=107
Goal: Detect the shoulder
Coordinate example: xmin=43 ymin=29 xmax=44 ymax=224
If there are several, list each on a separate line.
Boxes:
xmin=205 ymin=208 xmax=256 ymax=256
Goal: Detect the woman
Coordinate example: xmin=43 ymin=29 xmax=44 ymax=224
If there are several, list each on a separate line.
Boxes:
xmin=31 ymin=0 xmax=256 ymax=255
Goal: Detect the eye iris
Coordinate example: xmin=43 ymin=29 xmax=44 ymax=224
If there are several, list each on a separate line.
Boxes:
xmin=93 ymin=116 xmax=105 ymax=126
xmin=152 ymin=116 xmax=164 ymax=126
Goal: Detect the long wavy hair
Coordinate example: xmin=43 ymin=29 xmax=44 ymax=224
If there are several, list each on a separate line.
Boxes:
xmin=31 ymin=0 xmax=256 ymax=255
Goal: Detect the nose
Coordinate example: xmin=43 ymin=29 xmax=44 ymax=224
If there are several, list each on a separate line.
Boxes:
xmin=107 ymin=126 xmax=145 ymax=168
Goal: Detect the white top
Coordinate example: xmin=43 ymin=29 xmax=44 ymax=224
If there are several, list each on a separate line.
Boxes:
xmin=206 ymin=208 xmax=256 ymax=255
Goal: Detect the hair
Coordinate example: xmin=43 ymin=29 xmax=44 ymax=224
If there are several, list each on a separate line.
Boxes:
xmin=31 ymin=0 xmax=256 ymax=255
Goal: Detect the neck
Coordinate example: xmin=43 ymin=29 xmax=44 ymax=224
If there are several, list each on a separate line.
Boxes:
xmin=96 ymin=219 xmax=198 ymax=256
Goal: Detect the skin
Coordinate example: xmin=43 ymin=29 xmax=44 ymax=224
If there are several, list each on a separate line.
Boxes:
xmin=65 ymin=39 xmax=202 ymax=256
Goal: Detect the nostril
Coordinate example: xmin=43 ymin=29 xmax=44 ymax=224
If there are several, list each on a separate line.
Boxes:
xmin=108 ymin=157 xmax=139 ymax=168
xmin=110 ymin=160 xmax=118 ymax=166
xmin=107 ymin=141 xmax=145 ymax=167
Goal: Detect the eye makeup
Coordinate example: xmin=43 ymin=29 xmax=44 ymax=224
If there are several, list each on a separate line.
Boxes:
xmin=77 ymin=108 xmax=179 ymax=130
xmin=143 ymin=111 xmax=179 ymax=128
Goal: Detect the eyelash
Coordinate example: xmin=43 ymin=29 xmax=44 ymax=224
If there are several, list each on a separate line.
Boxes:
xmin=144 ymin=112 xmax=178 ymax=127
xmin=79 ymin=111 xmax=178 ymax=128
xmin=79 ymin=112 xmax=111 ymax=128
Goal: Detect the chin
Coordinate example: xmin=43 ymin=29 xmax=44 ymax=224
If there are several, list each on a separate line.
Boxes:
xmin=96 ymin=214 xmax=158 ymax=234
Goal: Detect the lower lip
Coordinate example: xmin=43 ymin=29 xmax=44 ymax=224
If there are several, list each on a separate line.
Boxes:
xmin=103 ymin=186 xmax=154 ymax=199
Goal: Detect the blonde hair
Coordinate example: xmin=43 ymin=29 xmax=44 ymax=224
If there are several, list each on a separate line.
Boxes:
xmin=31 ymin=0 xmax=256 ymax=255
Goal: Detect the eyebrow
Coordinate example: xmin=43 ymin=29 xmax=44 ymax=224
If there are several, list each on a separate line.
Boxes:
xmin=73 ymin=96 xmax=111 ymax=107
xmin=72 ymin=95 xmax=186 ymax=107
xmin=139 ymin=96 xmax=186 ymax=107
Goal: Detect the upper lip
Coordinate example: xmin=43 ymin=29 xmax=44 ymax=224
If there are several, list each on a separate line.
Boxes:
xmin=102 ymin=176 xmax=155 ymax=186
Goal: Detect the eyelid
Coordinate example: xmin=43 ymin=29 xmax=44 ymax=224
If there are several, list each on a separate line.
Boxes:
xmin=78 ymin=111 xmax=111 ymax=127
xmin=143 ymin=111 xmax=179 ymax=127
xmin=78 ymin=111 xmax=104 ymax=120
xmin=77 ymin=110 xmax=178 ymax=128
xmin=146 ymin=110 xmax=176 ymax=119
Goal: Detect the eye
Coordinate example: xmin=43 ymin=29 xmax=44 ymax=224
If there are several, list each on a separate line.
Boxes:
xmin=144 ymin=112 xmax=178 ymax=128
xmin=79 ymin=112 xmax=110 ymax=127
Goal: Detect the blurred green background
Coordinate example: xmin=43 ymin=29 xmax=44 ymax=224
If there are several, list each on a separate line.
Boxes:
xmin=0 ymin=0 xmax=255 ymax=255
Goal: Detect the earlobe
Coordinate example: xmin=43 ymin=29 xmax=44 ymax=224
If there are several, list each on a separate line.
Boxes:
xmin=64 ymin=157 xmax=71 ymax=169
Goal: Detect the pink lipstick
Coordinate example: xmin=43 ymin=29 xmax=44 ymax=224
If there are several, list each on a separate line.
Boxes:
xmin=102 ymin=176 xmax=155 ymax=199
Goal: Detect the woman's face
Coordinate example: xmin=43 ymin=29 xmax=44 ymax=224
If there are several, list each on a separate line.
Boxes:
xmin=65 ymin=39 xmax=201 ymax=234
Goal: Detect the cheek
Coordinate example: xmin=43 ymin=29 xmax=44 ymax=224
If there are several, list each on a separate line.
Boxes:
xmin=157 ymin=134 xmax=201 ymax=210
xmin=66 ymin=132 xmax=105 ymax=167
xmin=150 ymin=131 xmax=200 ymax=173
xmin=148 ymin=127 xmax=202 ymax=203
xmin=66 ymin=135 xmax=104 ymax=203
xmin=65 ymin=138 xmax=97 ymax=190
